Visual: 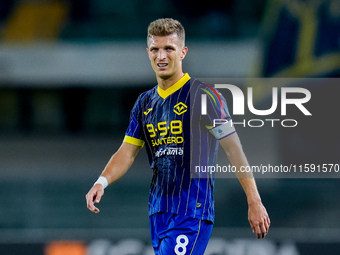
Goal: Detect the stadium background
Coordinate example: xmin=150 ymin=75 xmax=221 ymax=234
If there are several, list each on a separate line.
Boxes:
xmin=0 ymin=0 xmax=340 ymax=254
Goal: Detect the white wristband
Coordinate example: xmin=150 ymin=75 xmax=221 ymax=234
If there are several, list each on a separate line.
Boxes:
xmin=94 ymin=176 xmax=108 ymax=189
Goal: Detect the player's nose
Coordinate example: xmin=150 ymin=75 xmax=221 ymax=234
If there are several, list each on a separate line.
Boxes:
xmin=157 ymin=49 xmax=166 ymax=60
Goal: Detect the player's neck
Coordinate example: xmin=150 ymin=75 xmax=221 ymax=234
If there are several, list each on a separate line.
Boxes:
xmin=157 ymin=71 xmax=184 ymax=91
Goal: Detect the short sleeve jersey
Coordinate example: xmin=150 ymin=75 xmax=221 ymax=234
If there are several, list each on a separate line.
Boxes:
xmin=124 ymin=73 xmax=235 ymax=223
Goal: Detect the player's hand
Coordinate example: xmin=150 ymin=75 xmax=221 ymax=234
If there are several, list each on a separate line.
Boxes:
xmin=86 ymin=184 xmax=104 ymax=213
xmin=248 ymin=201 xmax=270 ymax=239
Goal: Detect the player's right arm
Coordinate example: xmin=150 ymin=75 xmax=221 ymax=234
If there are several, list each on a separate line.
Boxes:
xmin=85 ymin=141 xmax=141 ymax=213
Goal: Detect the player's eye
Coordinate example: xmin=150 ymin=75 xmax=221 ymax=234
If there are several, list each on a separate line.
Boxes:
xmin=150 ymin=48 xmax=158 ymax=52
xmin=166 ymin=47 xmax=175 ymax=51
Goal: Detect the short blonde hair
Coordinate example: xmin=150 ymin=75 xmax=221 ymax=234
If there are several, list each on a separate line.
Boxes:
xmin=147 ymin=18 xmax=185 ymax=47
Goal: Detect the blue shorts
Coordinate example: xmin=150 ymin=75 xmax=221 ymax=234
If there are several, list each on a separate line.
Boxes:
xmin=149 ymin=212 xmax=213 ymax=255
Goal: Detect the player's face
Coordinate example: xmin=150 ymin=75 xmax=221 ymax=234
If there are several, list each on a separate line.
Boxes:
xmin=147 ymin=33 xmax=187 ymax=80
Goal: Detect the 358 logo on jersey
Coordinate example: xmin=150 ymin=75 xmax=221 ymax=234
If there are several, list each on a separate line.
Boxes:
xmin=146 ymin=120 xmax=184 ymax=147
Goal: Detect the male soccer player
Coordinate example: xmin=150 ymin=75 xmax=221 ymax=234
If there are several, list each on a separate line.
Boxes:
xmin=86 ymin=18 xmax=270 ymax=254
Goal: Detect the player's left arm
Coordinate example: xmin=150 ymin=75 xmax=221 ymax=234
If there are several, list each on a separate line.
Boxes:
xmin=219 ymin=132 xmax=271 ymax=239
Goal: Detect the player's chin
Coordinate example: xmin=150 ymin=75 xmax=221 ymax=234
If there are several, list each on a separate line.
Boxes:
xmin=156 ymin=71 xmax=172 ymax=80
xmin=153 ymin=65 xmax=169 ymax=75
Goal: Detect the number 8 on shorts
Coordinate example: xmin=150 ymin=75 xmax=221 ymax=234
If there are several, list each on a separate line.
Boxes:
xmin=174 ymin=235 xmax=189 ymax=255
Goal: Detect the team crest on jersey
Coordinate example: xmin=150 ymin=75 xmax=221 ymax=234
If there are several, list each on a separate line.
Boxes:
xmin=173 ymin=102 xmax=187 ymax=115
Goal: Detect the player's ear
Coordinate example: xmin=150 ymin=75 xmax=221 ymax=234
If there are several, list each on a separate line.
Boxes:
xmin=180 ymin=46 xmax=188 ymax=60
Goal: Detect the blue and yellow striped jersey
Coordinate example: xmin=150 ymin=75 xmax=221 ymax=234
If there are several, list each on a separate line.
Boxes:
xmin=124 ymin=73 xmax=235 ymax=223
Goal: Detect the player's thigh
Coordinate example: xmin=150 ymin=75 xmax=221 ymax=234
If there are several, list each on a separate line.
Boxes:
xmin=159 ymin=219 xmax=213 ymax=255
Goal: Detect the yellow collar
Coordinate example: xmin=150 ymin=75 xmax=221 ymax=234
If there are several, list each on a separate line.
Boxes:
xmin=157 ymin=73 xmax=191 ymax=99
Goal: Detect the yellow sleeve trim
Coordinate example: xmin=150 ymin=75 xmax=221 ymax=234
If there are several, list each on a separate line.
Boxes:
xmin=123 ymin=135 xmax=145 ymax=147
